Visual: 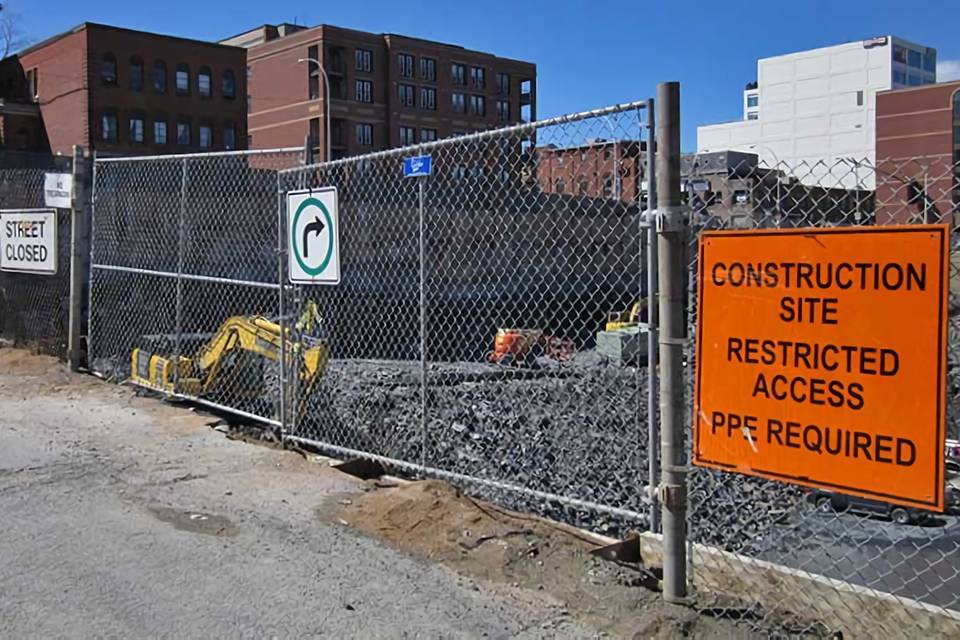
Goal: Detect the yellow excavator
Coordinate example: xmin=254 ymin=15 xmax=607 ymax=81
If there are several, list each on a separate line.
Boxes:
xmin=130 ymin=303 xmax=328 ymax=410
xmin=605 ymin=300 xmax=648 ymax=331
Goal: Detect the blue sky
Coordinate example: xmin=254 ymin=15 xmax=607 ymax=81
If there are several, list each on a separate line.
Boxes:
xmin=13 ymin=0 xmax=960 ymax=150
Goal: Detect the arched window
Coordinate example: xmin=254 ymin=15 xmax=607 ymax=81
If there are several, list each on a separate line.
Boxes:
xmin=577 ymin=176 xmax=589 ymax=196
xmin=129 ymin=56 xmax=144 ymax=91
xmin=554 ymin=178 xmax=565 ymax=194
xmin=101 ymin=53 xmax=117 ymax=85
xmin=152 ymin=60 xmax=167 ymax=94
xmin=198 ymin=66 xmax=212 ymax=97
xmin=175 ymin=63 xmax=190 ymax=95
xmin=221 ymin=70 xmax=236 ymax=99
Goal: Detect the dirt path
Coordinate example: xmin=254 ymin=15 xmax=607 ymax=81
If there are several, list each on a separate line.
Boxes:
xmin=0 ymin=350 xmax=756 ymax=638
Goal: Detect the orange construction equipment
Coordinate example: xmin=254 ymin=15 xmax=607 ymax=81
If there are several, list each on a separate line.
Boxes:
xmin=487 ymin=328 xmax=575 ymax=366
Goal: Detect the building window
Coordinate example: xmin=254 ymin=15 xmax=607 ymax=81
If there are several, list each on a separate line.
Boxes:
xmin=101 ymin=53 xmax=117 ymax=85
xmin=129 ymin=114 xmax=145 ymax=143
xmin=496 ymin=100 xmax=510 ymax=122
xmin=222 ymin=70 xmax=236 ymax=99
xmin=176 ymin=63 xmax=190 ymax=95
xmin=421 ymin=128 xmax=437 ymax=142
xmin=420 ymin=87 xmax=436 ymax=110
xmin=892 ymin=45 xmax=906 ymax=64
xmin=198 ymin=66 xmax=212 ymax=97
xmin=577 ymin=176 xmax=589 ymax=196
xmin=452 ymin=92 xmax=465 ymax=113
xmin=356 ymin=122 xmax=373 ymax=146
xmin=307 ymin=47 xmax=321 ymax=99
xmin=907 ymin=49 xmax=922 ymax=69
xmin=451 ymin=63 xmax=465 ymax=85
xmin=746 ymin=94 xmax=759 ymax=108
xmin=223 ymin=123 xmax=236 ymax=150
xmin=129 ymin=56 xmax=144 ymax=91
xmin=177 ymin=119 xmax=191 ymax=145
xmin=420 ymin=57 xmax=436 ymax=81
xmin=602 ymin=174 xmax=613 ymax=198
xmin=26 ymin=68 xmax=38 ymax=100
xmin=908 ymin=74 xmax=923 ymax=86
xmin=246 ymin=95 xmax=251 ymax=113
xmin=555 ymin=178 xmax=565 ymax=194
xmin=199 ymin=123 xmax=212 ymax=148
xmin=469 ymin=95 xmax=486 ymax=116
xmin=856 ymin=90 xmax=864 ymax=106
xmin=924 ymin=51 xmax=936 ymax=73
xmin=893 ymin=69 xmax=907 ymax=85
xmin=497 ymin=72 xmax=510 ymax=96
xmin=152 ymin=61 xmax=167 ymax=94
xmin=399 ymin=83 xmax=415 ymax=107
xmin=400 ymin=126 xmax=416 ymax=146
xmin=399 ymin=53 xmax=414 ymax=78
xmin=470 ymin=66 xmax=485 ymax=89
xmin=308 ymin=117 xmax=320 ymax=151
xmin=101 ymin=111 xmax=118 ymax=141
xmin=747 ymin=112 xmax=758 ymax=120
xmin=355 ymin=79 xmax=372 ymax=103
xmin=355 ymin=48 xmax=372 ymax=73
xmin=153 ymin=117 xmax=167 ymax=145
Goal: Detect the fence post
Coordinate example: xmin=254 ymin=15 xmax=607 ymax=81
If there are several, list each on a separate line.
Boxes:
xmin=276 ymin=174 xmax=288 ymax=437
xmin=173 ymin=158 xmax=187 ymax=393
xmin=645 ymin=98 xmax=660 ymax=534
xmin=656 ymin=81 xmax=688 ymax=603
xmin=68 ymin=145 xmax=92 ymax=371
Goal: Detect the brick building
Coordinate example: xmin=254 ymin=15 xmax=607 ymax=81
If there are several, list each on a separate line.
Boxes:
xmin=875 ymin=81 xmax=960 ymax=224
xmin=224 ymin=23 xmax=536 ymax=159
xmin=0 ymin=23 xmax=247 ymax=156
xmin=536 ymin=139 xmax=647 ymax=203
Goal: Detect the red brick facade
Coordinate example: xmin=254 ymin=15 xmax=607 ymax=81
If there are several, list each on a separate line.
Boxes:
xmin=4 ymin=23 xmax=247 ymax=156
xmin=239 ymin=24 xmax=536 ymax=159
xmin=537 ymin=141 xmax=646 ymax=203
xmin=876 ymin=81 xmax=960 ymax=224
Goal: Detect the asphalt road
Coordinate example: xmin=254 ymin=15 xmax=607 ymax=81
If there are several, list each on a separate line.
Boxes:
xmin=0 ymin=359 xmax=597 ymax=639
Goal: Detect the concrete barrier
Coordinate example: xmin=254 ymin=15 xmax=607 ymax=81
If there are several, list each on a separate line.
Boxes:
xmin=639 ymin=532 xmax=960 ymax=638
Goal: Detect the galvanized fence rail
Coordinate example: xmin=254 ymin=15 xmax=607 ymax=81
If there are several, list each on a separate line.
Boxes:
xmin=681 ymin=153 xmax=960 ymax=636
xmin=0 ymin=154 xmax=73 ymax=357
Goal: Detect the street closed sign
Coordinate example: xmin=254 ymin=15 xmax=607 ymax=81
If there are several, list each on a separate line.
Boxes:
xmin=694 ymin=225 xmax=949 ymax=510
xmin=287 ymin=188 xmax=340 ymax=285
xmin=1 ymin=209 xmax=57 ymax=275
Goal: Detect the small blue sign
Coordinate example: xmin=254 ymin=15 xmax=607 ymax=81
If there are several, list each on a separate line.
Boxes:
xmin=403 ymin=155 xmax=432 ymax=178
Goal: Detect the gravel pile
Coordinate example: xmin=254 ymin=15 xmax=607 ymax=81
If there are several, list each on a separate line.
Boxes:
xmin=294 ymin=352 xmax=803 ymax=543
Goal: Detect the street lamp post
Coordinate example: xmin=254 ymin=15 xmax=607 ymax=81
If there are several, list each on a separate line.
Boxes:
xmin=297 ymin=57 xmax=331 ymax=162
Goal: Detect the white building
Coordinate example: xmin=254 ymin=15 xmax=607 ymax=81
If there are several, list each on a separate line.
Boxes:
xmin=697 ymin=36 xmax=936 ymax=188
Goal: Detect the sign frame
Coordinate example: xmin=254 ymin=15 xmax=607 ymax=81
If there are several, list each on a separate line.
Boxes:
xmin=43 ymin=173 xmax=73 ymax=209
xmin=0 ymin=209 xmax=58 ymax=275
xmin=286 ymin=187 xmax=340 ymax=286
xmin=403 ymin=155 xmax=432 ymax=178
xmin=693 ymin=224 xmax=949 ymax=511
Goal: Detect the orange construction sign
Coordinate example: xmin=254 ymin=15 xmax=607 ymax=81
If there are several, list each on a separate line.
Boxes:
xmin=694 ymin=225 xmax=949 ymax=511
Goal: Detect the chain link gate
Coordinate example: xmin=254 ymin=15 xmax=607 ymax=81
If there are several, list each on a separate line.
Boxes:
xmin=279 ymin=101 xmax=656 ymax=532
xmin=88 ymin=148 xmax=304 ymax=422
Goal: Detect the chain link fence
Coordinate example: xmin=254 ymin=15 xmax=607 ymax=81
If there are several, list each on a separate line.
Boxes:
xmin=280 ymin=102 xmax=655 ymax=533
xmin=682 ymin=153 xmax=960 ymax=636
xmin=89 ymin=148 xmax=303 ymax=424
xmin=0 ymin=153 xmax=73 ymax=357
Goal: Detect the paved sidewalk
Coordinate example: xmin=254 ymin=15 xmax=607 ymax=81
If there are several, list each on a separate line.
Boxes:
xmin=0 ymin=352 xmax=594 ymax=638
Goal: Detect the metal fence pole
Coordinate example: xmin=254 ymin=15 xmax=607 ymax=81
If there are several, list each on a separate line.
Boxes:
xmin=419 ymin=175 xmax=428 ymax=470
xmin=69 ymin=145 xmax=91 ymax=371
xmin=645 ymin=99 xmax=660 ymax=533
xmin=276 ymin=174 xmax=288 ymax=436
xmin=173 ymin=158 xmax=187 ymax=393
xmin=655 ymin=81 xmax=688 ymax=603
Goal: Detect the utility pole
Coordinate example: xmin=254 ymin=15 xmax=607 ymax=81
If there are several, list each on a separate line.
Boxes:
xmin=656 ymin=81 xmax=688 ymax=603
xmin=68 ymin=145 xmax=91 ymax=371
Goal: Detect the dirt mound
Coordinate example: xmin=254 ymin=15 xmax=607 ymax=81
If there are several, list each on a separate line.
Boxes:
xmin=342 ymin=479 xmax=544 ymax=559
xmin=0 ymin=349 xmax=64 ymax=376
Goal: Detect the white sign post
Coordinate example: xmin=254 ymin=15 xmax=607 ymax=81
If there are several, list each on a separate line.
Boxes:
xmin=287 ymin=187 xmax=340 ymax=285
xmin=1 ymin=210 xmax=57 ymax=274
xmin=43 ymin=173 xmax=73 ymax=209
